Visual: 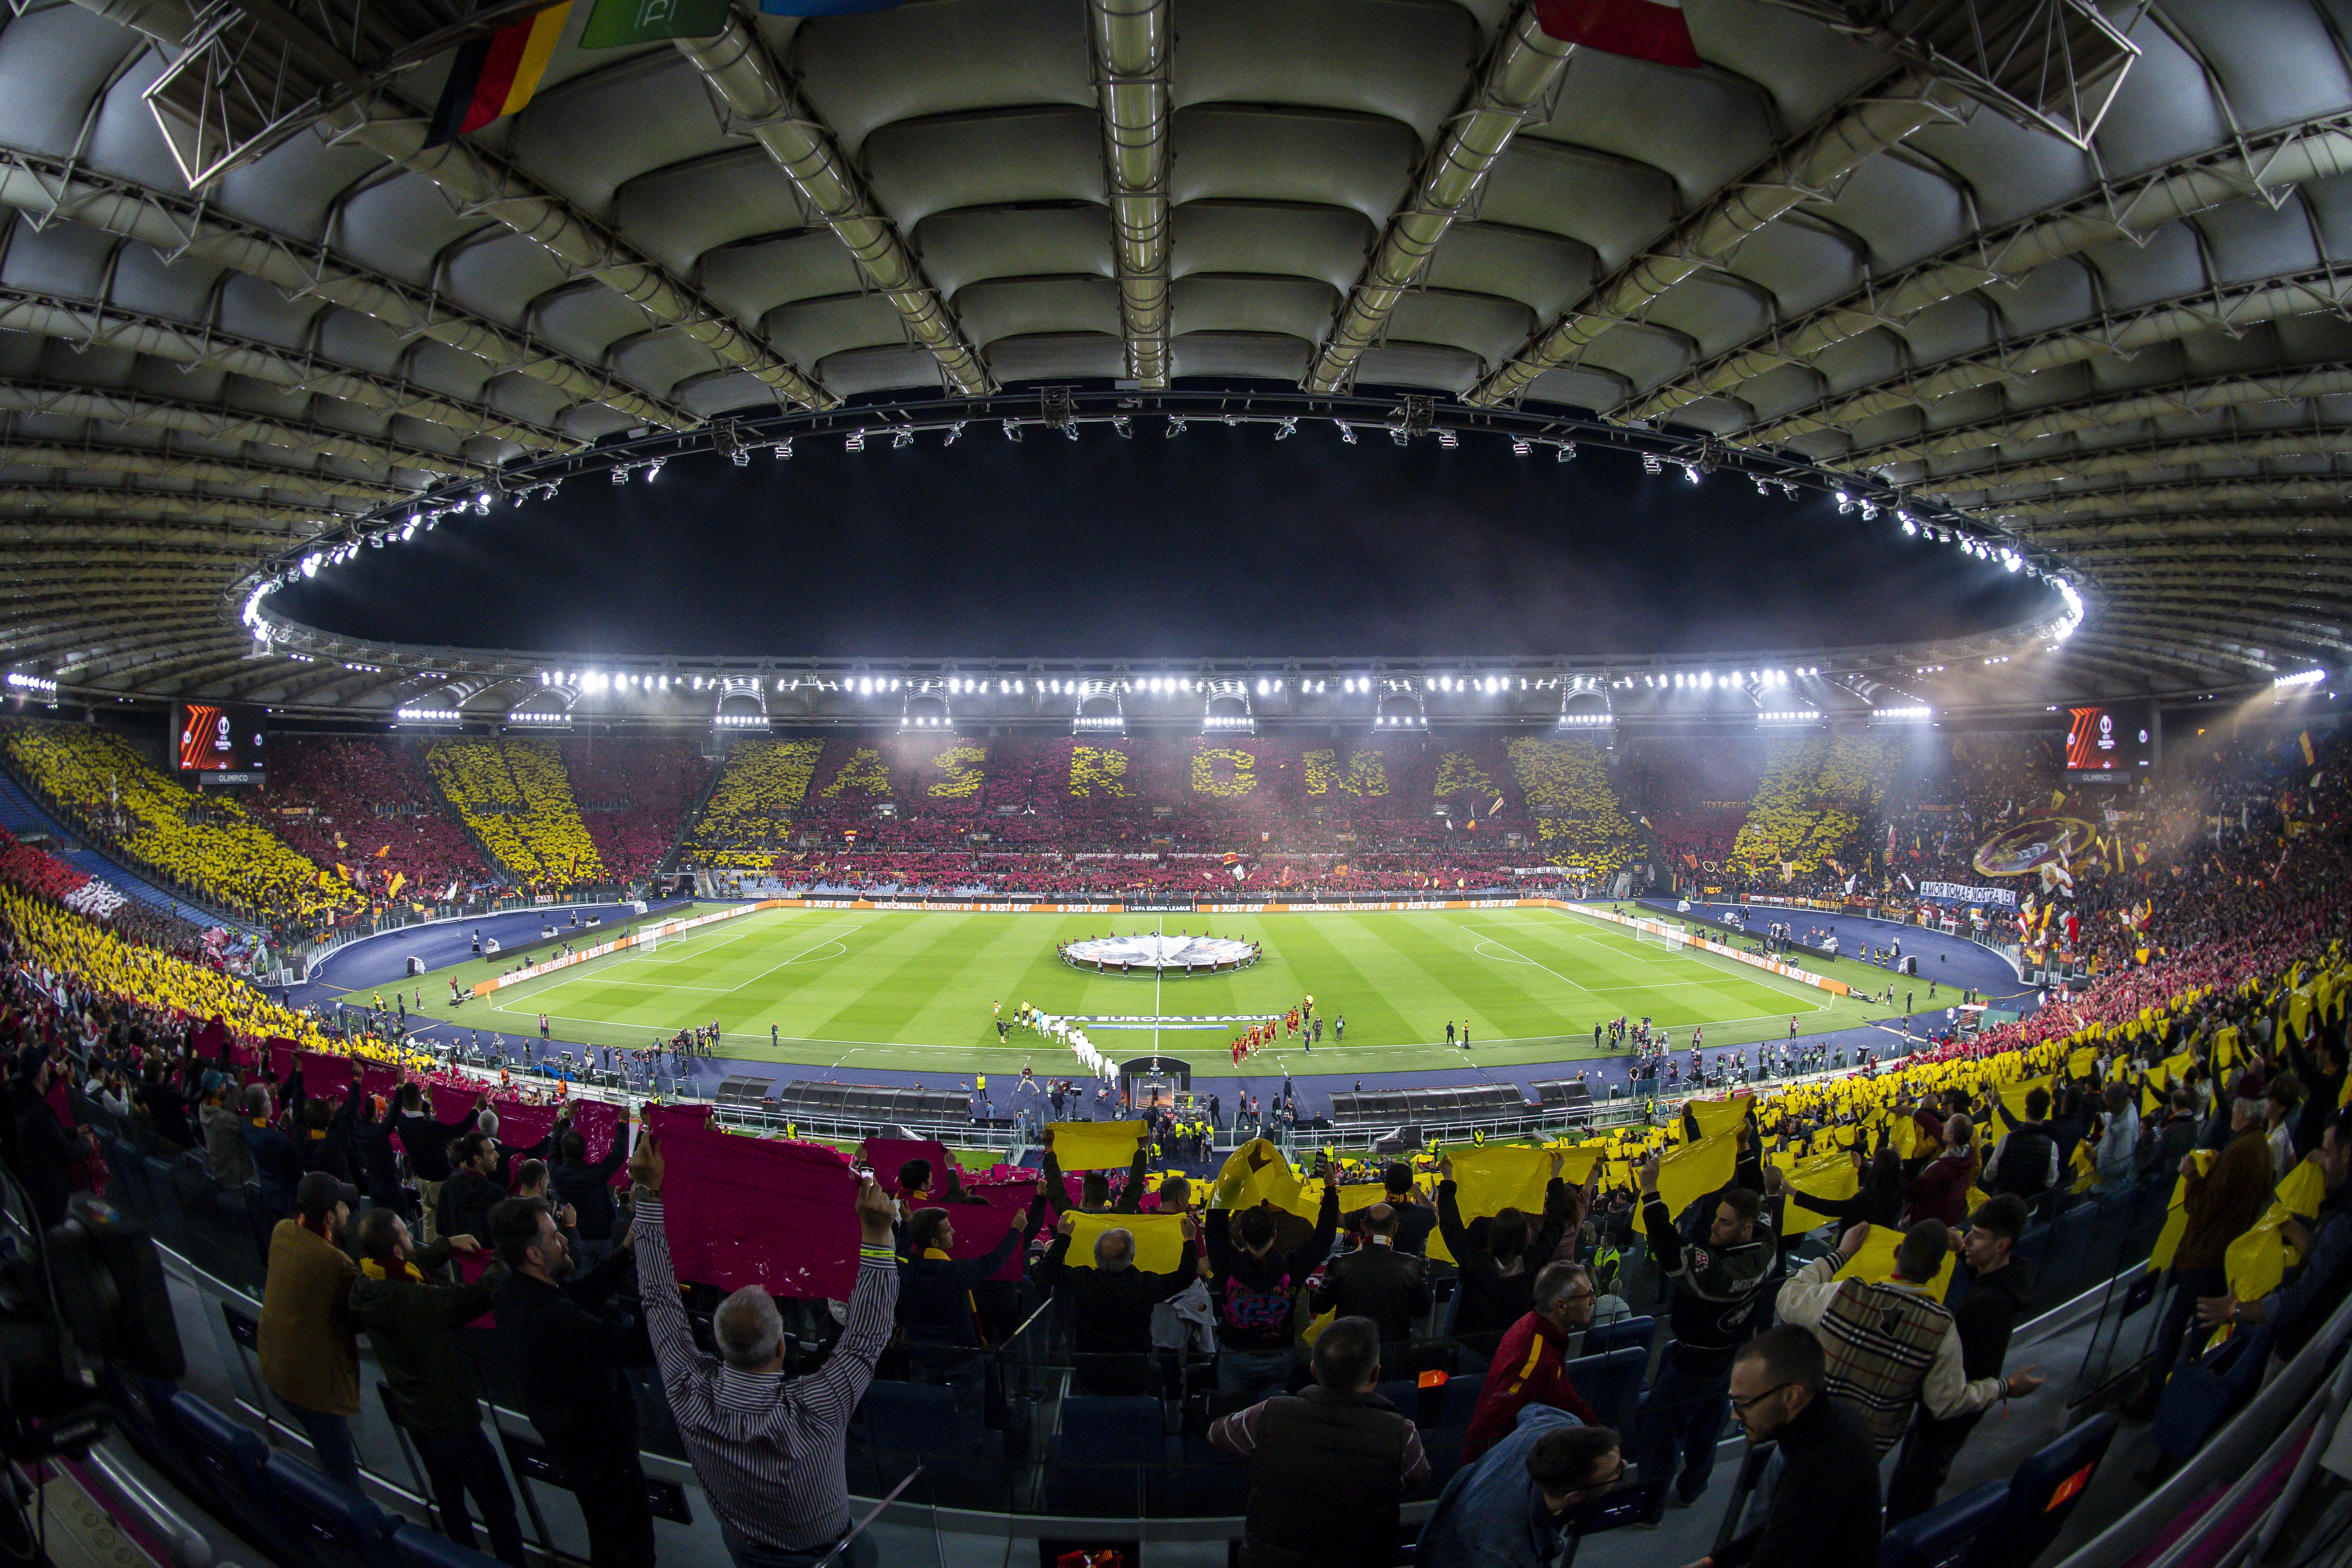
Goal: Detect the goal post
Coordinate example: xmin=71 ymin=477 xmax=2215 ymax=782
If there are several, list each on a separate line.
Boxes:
xmin=1635 ymin=921 xmax=1689 ymax=951
xmin=640 ymin=927 xmax=658 ymax=956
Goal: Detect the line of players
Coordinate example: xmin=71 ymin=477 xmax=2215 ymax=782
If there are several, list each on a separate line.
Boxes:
xmin=1232 ymin=995 xmax=1336 ymax=1065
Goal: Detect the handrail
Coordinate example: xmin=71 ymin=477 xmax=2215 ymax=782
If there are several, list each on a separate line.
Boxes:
xmin=2057 ymin=1291 xmax=2352 ymax=1568
xmin=83 ymin=1442 xmax=214 ymax=1568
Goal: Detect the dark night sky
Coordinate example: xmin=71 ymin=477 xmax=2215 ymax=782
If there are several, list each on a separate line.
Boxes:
xmin=280 ymin=421 xmax=2053 ymax=660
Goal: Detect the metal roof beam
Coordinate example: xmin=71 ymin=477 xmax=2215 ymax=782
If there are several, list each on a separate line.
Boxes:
xmin=672 ymin=21 xmax=988 ymax=396
xmin=1638 ymin=110 xmax=2352 ymax=424
xmin=1467 ymin=69 xmax=1956 ymax=407
xmin=0 ymin=379 xmax=480 ymax=478
xmin=0 ymin=443 xmax=412 ymax=505
xmin=0 ymin=284 xmax=570 ymax=453
xmin=1304 ymin=2 xmax=1570 ymax=394
xmin=0 ymin=148 xmax=696 ymax=432
xmin=1911 ymin=431 xmax=2352 ymax=499
xmin=1750 ymin=266 xmax=2352 ymax=449
xmin=1836 ymin=364 xmax=2352 ymax=473
xmin=1090 ymin=0 xmax=1173 ymax=389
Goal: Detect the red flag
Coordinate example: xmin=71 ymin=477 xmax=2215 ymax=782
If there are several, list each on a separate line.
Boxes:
xmin=1535 ymin=0 xmax=1701 ymax=68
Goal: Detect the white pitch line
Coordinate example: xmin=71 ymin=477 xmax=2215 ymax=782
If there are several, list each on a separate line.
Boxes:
xmin=718 ymin=925 xmax=861 ymax=994
xmin=1465 ymin=930 xmax=1594 ymax=995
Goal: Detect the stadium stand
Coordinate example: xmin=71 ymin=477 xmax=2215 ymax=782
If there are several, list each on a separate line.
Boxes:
xmin=559 ymin=737 xmax=716 ymax=881
xmin=265 ymin=738 xmax=499 ymax=908
xmin=1508 ymin=736 xmax=1640 ymax=876
xmin=679 ymin=737 xmax=825 ymax=869
xmin=426 ymin=739 xmax=607 ymax=891
xmin=0 ymin=721 xmax=355 ymax=936
xmin=1726 ymin=734 xmax=1902 ymax=884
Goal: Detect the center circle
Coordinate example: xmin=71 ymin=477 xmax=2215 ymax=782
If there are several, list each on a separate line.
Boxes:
xmin=1062 ymin=933 xmax=1259 ymax=973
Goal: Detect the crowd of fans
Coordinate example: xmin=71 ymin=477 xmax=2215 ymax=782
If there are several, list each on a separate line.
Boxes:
xmin=1507 ymin=736 xmax=1639 ymax=876
xmin=1724 ymin=734 xmax=1900 ymax=882
xmin=0 ymin=711 xmax=2349 ymax=1568
xmin=559 ymin=738 xmax=716 ymax=883
xmin=266 ymin=738 xmax=499 ymax=912
xmin=427 ymin=739 xmax=608 ymax=891
xmin=1 ymin=721 xmax=358 ymax=936
xmin=679 ymin=738 xmax=823 ymax=868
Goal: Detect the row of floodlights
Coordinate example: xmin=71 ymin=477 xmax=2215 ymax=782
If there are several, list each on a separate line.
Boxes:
xmin=1647 ymin=669 xmax=1817 ymax=689
xmin=1758 ymin=709 xmax=1822 ymax=724
xmin=712 ymin=713 xmax=768 ymax=728
xmin=1557 ymin=713 xmax=1614 ymax=727
xmin=2278 ymin=669 xmax=2328 ymax=688
xmin=1873 ymin=706 xmax=1933 ymax=721
xmin=6 ymin=673 xmax=56 ymax=695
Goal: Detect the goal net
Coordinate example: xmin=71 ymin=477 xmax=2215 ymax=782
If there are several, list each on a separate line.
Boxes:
xmin=1635 ymin=922 xmax=1689 ymax=951
xmin=640 ymin=928 xmax=658 ymax=956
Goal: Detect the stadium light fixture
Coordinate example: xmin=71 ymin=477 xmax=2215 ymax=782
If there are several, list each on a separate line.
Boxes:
xmin=942 ymin=423 xmax=964 ymax=446
xmin=845 ymin=430 xmax=866 ymax=452
xmin=1435 ymin=429 xmax=1457 ymax=449
xmin=1004 ymin=420 xmax=1024 ymax=442
xmin=1681 ymin=464 xmax=1700 ymax=484
xmin=1335 ymin=421 xmax=1358 ymax=444
xmin=891 ymin=428 xmax=913 ymax=449
xmin=1873 ymin=705 xmax=1932 ymax=721
xmin=1902 ymin=517 xmax=1917 ymax=535
xmin=1166 ymin=417 xmax=1186 ymax=437
xmin=773 ymin=440 xmax=792 ymax=460
xmin=2278 ymin=668 xmax=2327 ymax=688
xmin=645 ymin=461 xmax=662 ymax=483
xmin=1555 ymin=443 xmax=1576 ymax=462
xmin=1275 ymin=419 xmax=1297 ymax=440
xmin=1641 ymin=453 xmax=1661 ymax=476
xmin=1389 ymin=427 xmax=1408 ymax=446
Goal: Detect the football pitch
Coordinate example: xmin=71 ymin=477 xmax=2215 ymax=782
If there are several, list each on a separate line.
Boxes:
xmin=402 ymin=904 xmax=1902 ymax=1078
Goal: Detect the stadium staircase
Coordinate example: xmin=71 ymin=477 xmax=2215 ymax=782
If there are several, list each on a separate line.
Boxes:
xmin=0 ymin=765 xmax=254 ymax=932
xmin=657 ymin=758 xmax=729 ymax=876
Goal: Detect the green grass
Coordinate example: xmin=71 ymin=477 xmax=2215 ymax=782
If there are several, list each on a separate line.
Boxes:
xmin=390 ymin=905 xmax=1902 ymax=1079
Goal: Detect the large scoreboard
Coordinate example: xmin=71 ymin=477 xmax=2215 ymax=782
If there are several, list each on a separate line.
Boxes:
xmin=2065 ymin=700 xmax=2155 ymax=782
xmin=172 ymin=704 xmax=266 ymax=775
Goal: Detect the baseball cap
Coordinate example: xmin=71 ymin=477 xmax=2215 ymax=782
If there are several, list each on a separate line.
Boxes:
xmin=296 ymin=1171 xmax=358 ymax=1221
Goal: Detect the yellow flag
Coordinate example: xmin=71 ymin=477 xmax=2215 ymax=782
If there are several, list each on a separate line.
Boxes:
xmin=1050 ymin=1121 xmax=1148 ymax=1172
xmin=2067 ymin=1047 xmax=2099 ymax=1079
xmin=387 ymin=871 xmax=405 ymax=898
xmin=1066 ymin=1211 xmax=1189 ymax=1272
xmin=1998 ymin=1076 xmax=2054 ymax=1125
xmin=1778 ymin=1149 xmax=1860 ymax=1233
xmin=1688 ymin=1096 xmax=1754 ymax=1139
xmin=1832 ymin=1226 xmax=1957 ymax=1300
xmin=1635 ymin=1133 xmax=1738 ymax=1235
xmin=1450 ymin=1146 xmax=1556 ymax=1220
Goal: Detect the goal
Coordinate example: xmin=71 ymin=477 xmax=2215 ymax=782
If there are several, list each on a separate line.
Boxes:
xmin=1635 ymin=921 xmax=1689 ymax=951
xmin=639 ymin=927 xmax=658 ymax=957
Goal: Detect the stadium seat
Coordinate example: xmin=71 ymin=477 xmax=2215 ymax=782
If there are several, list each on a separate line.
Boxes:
xmin=166 ymin=1389 xmax=269 ymax=1514
xmin=1956 ymin=1414 xmax=2118 ymax=1568
xmin=1564 ymin=1347 xmax=1648 ymax=1430
xmin=391 ymin=1524 xmax=508 ymax=1568
xmin=1580 ymin=1315 xmax=1654 ymax=1358
xmin=262 ymin=1450 xmax=400 ymax=1568
xmin=1880 ymin=1480 xmax=2008 ymax=1568
xmin=1054 ymin=1396 xmax=1171 ymax=1465
xmin=858 ymin=1378 xmax=1000 ymax=1459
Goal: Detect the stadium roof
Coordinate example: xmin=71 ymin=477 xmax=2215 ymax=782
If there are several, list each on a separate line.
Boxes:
xmin=0 ymin=0 xmax=2346 ymax=719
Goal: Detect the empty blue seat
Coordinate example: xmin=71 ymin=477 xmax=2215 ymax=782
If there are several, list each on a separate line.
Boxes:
xmin=262 ymin=1451 xmax=399 ymax=1568
xmin=166 ymin=1390 xmax=268 ymax=1512
xmin=1881 ymin=1480 xmax=2008 ymax=1568
xmin=1958 ymin=1414 xmax=2118 ymax=1568
xmin=391 ymin=1524 xmax=506 ymax=1568
xmin=1580 ymin=1315 xmax=1654 ymax=1358
xmin=857 ymin=1379 xmax=999 ymax=1459
xmin=1564 ymin=1347 xmax=1648 ymax=1429
xmin=1054 ymin=1395 xmax=1168 ymax=1465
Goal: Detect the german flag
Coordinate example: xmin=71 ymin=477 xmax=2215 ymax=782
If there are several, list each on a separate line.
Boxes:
xmin=426 ymin=3 xmax=573 ymax=147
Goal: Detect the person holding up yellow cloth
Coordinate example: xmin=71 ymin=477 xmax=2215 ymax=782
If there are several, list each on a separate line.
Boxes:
xmin=2197 ymin=1110 xmax=2352 ymax=1356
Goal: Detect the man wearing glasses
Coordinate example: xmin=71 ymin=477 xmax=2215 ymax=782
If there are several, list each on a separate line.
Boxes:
xmin=1681 ymin=1325 xmax=1881 ymax=1568
xmin=1462 ymin=1262 xmax=1601 ymax=1460
xmin=1417 ymin=1409 xmax=1624 ymax=1566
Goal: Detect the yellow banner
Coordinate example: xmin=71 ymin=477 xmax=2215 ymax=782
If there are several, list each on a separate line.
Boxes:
xmin=1832 ymin=1226 xmax=1956 ymax=1300
xmin=1776 ymin=1149 xmax=1860 ymax=1233
xmin=1066 ymin=1211 xmax=1190 ymax=1272
xmin=1634 ymin=1133 xmax=1737 ymax=1235
xmin=1050 ymin=1121 xmax=1148 ymax=1172
xmin=1688 ymin=1096 xmax=1754 ymax=1139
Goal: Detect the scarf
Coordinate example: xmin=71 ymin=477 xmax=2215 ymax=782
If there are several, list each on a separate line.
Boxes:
xmin=358 ymin=1256 xmax=426 ymax=1282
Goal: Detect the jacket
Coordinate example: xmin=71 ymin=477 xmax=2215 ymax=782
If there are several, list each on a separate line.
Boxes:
xmin=1985 ymin=1119 xmax=2058 ymax=1198
xmin=551 ymin=1141 xmax=629 ymax=1241
xmin=1774 ymin=1255 xmax=2005 ymax=1455
xmin=1950 ymin=1256 xmax=2034 ymax=1382
xmin=2178 ymin=1124 xmax=2279 ymax=1272
xmin=895 ymin=1199 xmax=1041 ymax=1345
xmin=198 ymin=1101 xmax=252 ymax=1188
xmin=243 ymin=1119 xmax=305 ymax=1217
xmin=1206 ymin=1184 xmax=1339 ymax=1353
xmin=435 ymin=1167 xmax=505 ymax=1247
xmin=1713 ymin=1394 xmax=1882 ymax=1568
xmin=1642 ymin=1189 xmax=1775 ymax=1374
xmin=1310 ymin=1241 xmax=1432 ymax=1347
xmin=1436 ymin=1177 xmax=1572 ymax=1339
xmin=393 ymin=1107 xmax=477 ymax=1185
xmin=1464 ymin=1309 xmax=1598 ymax=1460
xmin=349 ymin=1239 xmax=500 ymax=1438
xmin=1209 ymin=1384 xmax=1429 ymax=1568
xmin=1034 ymin=1232 xmax=1201 ymax=1357
xmin=1903 ymin=1150 xmax=1978 ymax=1228
xmin=257 ymin=1219 xmax=359 ymax=1416
xmin=489 ymin=1248 xmax=653 ymax=1458
xmin=1418 ymin=1402 xmax=1585 ymax=1568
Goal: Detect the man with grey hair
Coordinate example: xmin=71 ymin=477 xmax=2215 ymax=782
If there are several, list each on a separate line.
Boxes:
xmin=1035 ymin=1206 xmax=1202 ymax=1395
xmin=627 ymin=1134 xmax=900 ymax=1568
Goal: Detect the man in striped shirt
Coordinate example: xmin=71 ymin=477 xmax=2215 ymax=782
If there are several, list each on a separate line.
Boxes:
xmin=629 ymin=1135 xmax=900 ymax=1568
